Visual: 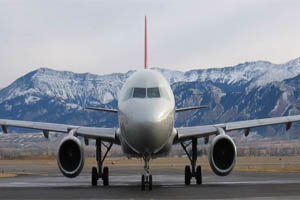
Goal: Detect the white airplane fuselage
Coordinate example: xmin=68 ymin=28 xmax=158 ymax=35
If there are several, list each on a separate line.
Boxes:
xmin=118 ymin=69 xmax=177 ymax=158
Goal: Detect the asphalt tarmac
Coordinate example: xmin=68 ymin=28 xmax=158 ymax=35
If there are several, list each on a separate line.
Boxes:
xmin=1 ymin=168 xmax=300 ymax=199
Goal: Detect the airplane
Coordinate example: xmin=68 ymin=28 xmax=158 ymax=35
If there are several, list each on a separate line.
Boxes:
xmin=1 ymin=16 xmax=300 ymax=191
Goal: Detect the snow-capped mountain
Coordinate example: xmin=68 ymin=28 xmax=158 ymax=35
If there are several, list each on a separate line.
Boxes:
xmin=155 ymin=57 xmax=300 ymax=87
xmin=0 ymin=68 xmax=134 ymax=106
xmin=1 ymin=57 xmax=300 ymax=138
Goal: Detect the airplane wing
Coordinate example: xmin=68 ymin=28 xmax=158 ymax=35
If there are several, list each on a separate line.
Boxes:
xmin=175 ymin=115 xmax=300 ymax=143
xmin=175 ymin=105 xmax=208 ymax=112
xmin=85 ymin=107 xmax=118 ymax=113
xmin=0 ymin=119 xmax=119 ymax=144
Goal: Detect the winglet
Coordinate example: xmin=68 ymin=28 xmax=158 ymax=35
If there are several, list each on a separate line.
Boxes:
xmin=144 ymin=15 xmax=148 ymax=69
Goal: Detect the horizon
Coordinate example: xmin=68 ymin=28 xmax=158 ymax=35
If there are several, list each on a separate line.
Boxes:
xmin=1 ymin=56 xmax=300 ymax=88
xmin=1 ymin=56 xmax=300 ymax=91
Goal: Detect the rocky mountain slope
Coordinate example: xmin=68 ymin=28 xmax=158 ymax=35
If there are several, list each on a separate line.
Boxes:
xmin=1 ymin=57 xmax=300 ymax=138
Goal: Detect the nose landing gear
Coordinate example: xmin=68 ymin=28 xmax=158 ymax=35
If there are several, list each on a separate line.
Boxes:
xmin=141 ymin=156 xmax=153 ymax=191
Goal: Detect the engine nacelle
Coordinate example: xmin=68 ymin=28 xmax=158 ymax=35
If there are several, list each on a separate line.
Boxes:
xmin=208 ymin=134 xmax=237 ymax=176
xmin=57 ymin=136 xmax=85 ymax=178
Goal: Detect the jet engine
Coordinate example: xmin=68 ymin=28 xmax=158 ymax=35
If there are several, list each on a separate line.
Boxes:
xmin=208 ymin=134 xmax=237 ymax=176
xmin=57 ymin=135 xmax=85 ymax=178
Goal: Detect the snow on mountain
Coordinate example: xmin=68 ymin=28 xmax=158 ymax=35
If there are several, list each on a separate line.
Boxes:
xmin=0 ymin=68 xmax=134 ymax=106
xmin=1 ymin=57 xmax=300 ymax=138
xmin=154 ymin=57 xmax=300 ymax=87
xmin=1 ymin=57 xmax=300 ymax=107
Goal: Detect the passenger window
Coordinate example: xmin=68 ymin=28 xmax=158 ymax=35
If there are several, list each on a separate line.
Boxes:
xmin=147 ymin=87 xmax=160 ymax=98
xmin=133 ymin=88 xmax=146 ymax=98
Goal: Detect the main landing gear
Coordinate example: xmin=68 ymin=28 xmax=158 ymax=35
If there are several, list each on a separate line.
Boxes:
xmin=91 ymin=139 xmax=113 ymax=186
xmin=141 ymin=156 xmax=153 ymax=191
xmin=181 ymin=138 xmax=202 ymax=185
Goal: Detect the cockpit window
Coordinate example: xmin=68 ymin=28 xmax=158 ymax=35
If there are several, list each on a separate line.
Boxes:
xmin=133 ymin=88 xmax=146 ymax=98
xmin=147 ymin=87 xmax=160 ymax=98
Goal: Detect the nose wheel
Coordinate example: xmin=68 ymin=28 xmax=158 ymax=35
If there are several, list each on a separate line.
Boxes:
xmin=141 ymin=174 xmax=153 ymax=191
xmin=91 ymin=139 xmax=112 ymax=187
xmin=141 ymin=157 xmax=153 ymax=191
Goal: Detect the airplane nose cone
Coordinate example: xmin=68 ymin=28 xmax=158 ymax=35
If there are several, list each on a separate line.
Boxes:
xmin=123 ymin=100 xmax=174 ymax=154
xmin=135 ymin=105 xmax=166 ymax=123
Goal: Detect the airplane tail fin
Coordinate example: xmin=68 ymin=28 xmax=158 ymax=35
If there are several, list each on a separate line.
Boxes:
xmin=144 ymin=15 xmax=148 ymax=69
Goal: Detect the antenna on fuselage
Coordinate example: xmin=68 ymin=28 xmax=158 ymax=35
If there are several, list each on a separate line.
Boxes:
xmin=144 ymin=15 xmax=148 ymax=69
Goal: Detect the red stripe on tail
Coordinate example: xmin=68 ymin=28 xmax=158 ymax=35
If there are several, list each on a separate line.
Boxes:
xmin=144 ymin=16 xmax=148 ymax=69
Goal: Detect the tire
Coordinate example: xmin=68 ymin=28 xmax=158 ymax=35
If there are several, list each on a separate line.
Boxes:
xmin=91 ymin=167 xmax=98 ymax=186
xmin=103 ymin=167 xmax=109 ymax=186
xmin=185 ymin=165 xmax=191 ymax=185
xmin=196 ymin=166 xmax=202 ymax=185
xmin=141 ymin=175 xmax=145 ymax=191
xmin=149 ymin=175 xmax=152 ymax=191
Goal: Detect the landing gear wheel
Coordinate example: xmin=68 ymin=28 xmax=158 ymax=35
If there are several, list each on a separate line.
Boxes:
xmin=196 ymin=166 xmax=202 ymax=185
xmin=185 ymin=165 xmax=191 ymax=185
xmin=103 ymin=167 xmax=109 ymax=186
xmin=149 ymin=175 xmax=152 ymax=190
xmin=91 ymin=167 xmax=98 ymax=186
xmin=141 ymin=175 xmax=145 ymax=191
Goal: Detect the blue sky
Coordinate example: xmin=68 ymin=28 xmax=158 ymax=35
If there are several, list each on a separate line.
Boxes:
xmin=1 ymin=0 xmax=300 ymax=87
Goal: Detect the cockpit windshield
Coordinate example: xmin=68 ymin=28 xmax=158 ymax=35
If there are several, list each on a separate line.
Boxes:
xmin=133 ymin=88 xmax=146 ymax=98
xmin=147 ymin=87 xmax=160 ymax=98
xmin=132 ymin=87 xmax=161 ymax=98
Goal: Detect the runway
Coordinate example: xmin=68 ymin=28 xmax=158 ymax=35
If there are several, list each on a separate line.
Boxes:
xmin=1 ymin=168 xmax=300 ymax=199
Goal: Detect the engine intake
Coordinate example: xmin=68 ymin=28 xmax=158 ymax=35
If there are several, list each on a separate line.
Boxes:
xmin=57 ymin=136 xmax=84 ymax=178
xmin=209 ymin=134 xmax=236 ymax=176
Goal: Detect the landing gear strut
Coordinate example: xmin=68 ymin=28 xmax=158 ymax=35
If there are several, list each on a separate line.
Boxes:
xmin=181 ymin=138 xmax=202 ymax=185
xmin=91 ymin=139 xmax=113 ymax=186
xmin=141 ymin=156 xmax=153 ymax=191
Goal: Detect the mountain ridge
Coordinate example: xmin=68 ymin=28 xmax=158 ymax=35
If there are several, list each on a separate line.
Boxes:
xmin=1 ymin=57 xmax=300 ymax=139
